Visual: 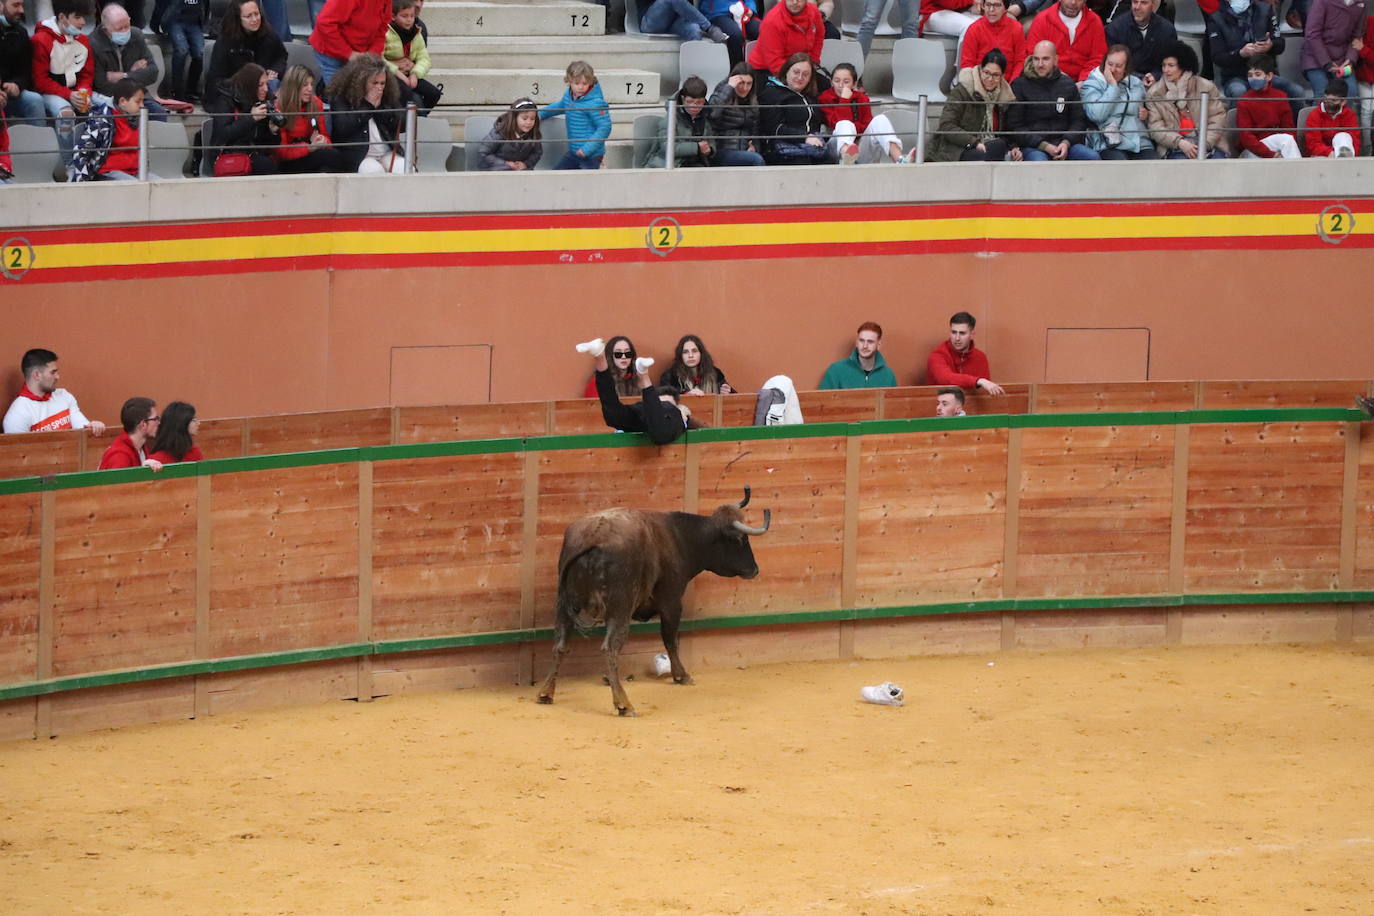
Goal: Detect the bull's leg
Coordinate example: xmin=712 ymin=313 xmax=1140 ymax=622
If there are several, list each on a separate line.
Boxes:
xmin=536 ymin=603 xmax=573 ymax=704
xmin=602 ymin=616 xmax=635 ymax=717
xmin=659 ymin=604 xmax=693 ymax=685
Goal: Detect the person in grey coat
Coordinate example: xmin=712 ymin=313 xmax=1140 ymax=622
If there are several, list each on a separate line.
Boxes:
xmin=478 ymin=97 xmax=543 ymax=171
xmin=90 ymin=3 xmax=168 ymax=119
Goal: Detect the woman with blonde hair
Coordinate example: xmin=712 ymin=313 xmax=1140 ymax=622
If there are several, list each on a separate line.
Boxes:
xmin=273 ymin=64 xmax=351 ymax=173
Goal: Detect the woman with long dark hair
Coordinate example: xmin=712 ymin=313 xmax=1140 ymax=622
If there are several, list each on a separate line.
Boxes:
xmin=659 ymin=335 xmax=733 ymax=395
xmin=209 ymin=63 xmax=281 ymax=175
xmin=148 ymin=401 xmax=204 ymax=464
xmin=582 ymin=335 xmax=640 ymax=398
xmin=205 ymin=0 xmax=288 ymax=113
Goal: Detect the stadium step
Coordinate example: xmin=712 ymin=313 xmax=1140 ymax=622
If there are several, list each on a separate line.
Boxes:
xmin=426 ymin=35 xmax=680 ymax=97
xmin=421 ymin=1 xmax=605 ymax=37
xmin=432 ymin=67 xmax=664 ymax=106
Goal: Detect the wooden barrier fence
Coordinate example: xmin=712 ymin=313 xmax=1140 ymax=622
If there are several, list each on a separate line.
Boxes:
xmin=2 ymin=404 xmax=1373 ymax=740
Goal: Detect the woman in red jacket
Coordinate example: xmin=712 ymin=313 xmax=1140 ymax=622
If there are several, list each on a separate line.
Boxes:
xmin=308 ymin=0 xmax=391 ymax=87
xmin=272 ymin=64 xmax=350 ymax=172
xmin=746 ymin=0 xmax=825 ymax=85
xmin=818 ymin=63 xmax=908 ymax=163
xmin=959 ymin=0 xmax=1024 ymax=79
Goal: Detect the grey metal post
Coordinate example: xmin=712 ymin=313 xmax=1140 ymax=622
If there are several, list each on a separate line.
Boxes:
xmin=137 ymin=107 xmax=149 ymax=180
xmin=665 ymin=98 xmax=677 ymax=169
xmin=1198 ymin=91 xmax=1209 ymax=160
xmin=915 ymin=95 xmax=928 ymax=165
xmin=404 ymin=103 xmax=418 ymax=172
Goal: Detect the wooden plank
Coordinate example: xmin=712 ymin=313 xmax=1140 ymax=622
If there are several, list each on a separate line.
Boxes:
xmin=0 ymin=493 xmax=41 ymax=684
xmin=356 ymin=461 xmax=374 ymax=701
xmin=1003 ymin=428 xmax=1021 ymax=597
xmin=210 ymin=465 xmax=360 ymax=657
xmin=1353 ymin=422 xmax=1374 ymax=589
xmin=371 ymin=453 xmax=526 ymax=640
xmin=721 ymin=393 xmax=759 ymax=428
xmin=1186 ymin=422 xmax=1345 ymax=592
xmin=855 ymin=428 xmax=1009 ymax=607
xmin=1034 ymin=382 xmax=1197 ymax=413
xmin=550 ymin=397 xmax=616 ymax=436
xmin=693 ymin=437 xmax=847 ymax=617
xmin=47 ymin=677 xmax=195 ymax=737
xmin=1200 ymin=379 xmax=1368 ymax=410
xmin=851 ymin=613 xmax=1003 ymax=658
xmin=1177 ymin=604 xmax=1346 ymax=645
xmin=194 ymin=475 xmax=211 ymax=717
xmin=1011 ymin=608 xmax=1169 ymax=650
xmin=882 ymin=384 xmax=1032 ymax=419
xmin=396 ymin=402 xmax=550 ymax=443
xmin=371 ymin=644 xmax=524 ymax=696
xmin=200 ymin=659 xmax=357 ymax=715
xmin=839 ymin=436 xmax=861 ymax=658
xmin=518 ymin=451 xmax=540 ymax=685
xmin=0 ymin=429 xmax=82 ymax=480
xmin=1016 ymin=425 xmax=1176 ymax=598
xmin=797 ymin=389 xmax=880 ymax=424
xmin=194 ymin=417 xmax=247 ymax=459
xmin=0 ymin=697 xmax=37 ymax=741
xmin=1340 ymin=422 xmax=1359 ymax=589
xmin=246 ymin=407 xmax=392 ymax=456
xmin=51 ymin=479 xmax=199 ymax=677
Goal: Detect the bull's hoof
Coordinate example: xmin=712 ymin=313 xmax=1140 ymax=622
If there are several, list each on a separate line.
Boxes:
xmin=673 ymin=675 xmax=695 ymax=686
xmin=536 ymin=695 xmax=553 ymax=704
xmin=616 ymin=706 xmax=637 ymax=717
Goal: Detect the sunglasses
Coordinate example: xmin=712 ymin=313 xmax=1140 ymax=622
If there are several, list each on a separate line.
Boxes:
xmin=612 ymin=350 xmax=633 ymax=358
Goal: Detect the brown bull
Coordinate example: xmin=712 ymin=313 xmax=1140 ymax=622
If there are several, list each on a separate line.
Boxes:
xmin=536 ymin=487 xmax=771 ymax=716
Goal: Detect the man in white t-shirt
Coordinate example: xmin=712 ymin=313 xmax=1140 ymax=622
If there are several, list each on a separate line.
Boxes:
xmin=3 ymin=348 xmax=107 ymax=435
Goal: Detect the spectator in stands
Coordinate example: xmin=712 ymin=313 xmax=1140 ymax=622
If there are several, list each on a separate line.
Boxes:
xmin=91 ymin=4 xmax=166 ymax=119
xmin=539 ymin=60 xmax=611 ymax=170
xmin=68 ymin=76 xmax=159 ymax=179
xmin=582 ymin=335 xmax=639 ymax=398
xmin=3 ymin=348 xmax=106 ymax=435
xmin=1355 ymin=16 xmax=1374 ymax=148
xmin=1081 ymin=44 xmax=1156 ymax=158
xmin=159 ymin=0 xmax=207 ymax=103
xmin=2 ymin=0 xmax=46 ymax=125
xmin=819 ymin=62 xmax=909 ymax=163
xmin=1207 ymin=0 xmax=1300 ymax=109
xmin=639 ymin=0 xmax=730 ymax=43
xmin=1008 ymin=41 xmax=1101 ymax=161
xmin=856 ymin=0 xmax=916 ymax=59
xmin=960 ymin=0 xmax=1026 ymax=81
xmin=648 ymin=76 xmax=716 ymax=167
xmin=31 ymin=0 xmax=97 ymax=161
xmin=479 ymin=97 xmax=542 ymax=171
xmin=205 ymin=0 xmax=286 ymax=113
xmin=935 ymin=387 xmax=967 ymax=416
xmin=930 ymin=48 xmax=1019 ymax=161
xmin=819 ymin=321 xmax=897 ymax=389
xmin=709 ymin=64 xmax=765 ymax=165
xmin=1026 ymin=0 xmax=1108 ymax=83
xmin=576 ymin=337 xmax=700 ymax=444
xmin=1103 ymin=0 xmax=1175 ymax=87
xmin=1301 ymin=0 xmax=1366 ymax=99
xmin=659 ymin=334 xmax=734 ymax=395
xmin=748 ymin=0 xmax=825 ymax=83
xmin=814 ymin=0 xmax=844 ymax=39
xmin=210 ymin=62 xmax=280 ymax=175
xmin=927 ymin=311 xmax=1005 ymax=395
xmin=1235 ymin=53 xmax=1301 ymax=157
xmin=1302 ymin=77 xmax=1359 ymax=155
xmin=309 ymin=0 xmax=391 ymax=88
xmin=699 ymin=0 xmax=761 ymax=68
xmin=273 ymin=64 xmax=351 ymax=172
xmin=97 ymin=396 xmax=163 ymax=470
xmin=147 ymin=400 xmax=203 ymax=464
xmin=758 ymin=52 xmax=829 ymax=164
xmin=1146 ymin=41 xmax=1228 ymax=158
xmin=921 ymin=0 xmax=981 ymax=41
xmin=385 ymin=0 xmax=441 ymax=114
xmin=328 ymin=52 xmax=405 ymax=173
xmin=0 ymin=106 xmax=11 ymax=182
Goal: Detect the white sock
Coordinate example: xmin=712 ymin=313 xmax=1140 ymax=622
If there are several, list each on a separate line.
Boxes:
xmin=635 ymin=357 xmax=655 ymax=375
xmin=575 ymin=338 xmax=605 ymax=357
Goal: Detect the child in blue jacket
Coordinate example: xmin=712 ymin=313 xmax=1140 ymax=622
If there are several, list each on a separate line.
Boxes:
xmin=539 ymin=60 xmax=612 ymax=169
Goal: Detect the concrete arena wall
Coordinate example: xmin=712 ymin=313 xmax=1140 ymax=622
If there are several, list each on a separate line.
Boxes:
xmin=2 ymin=160 xmax=1374 ymax=425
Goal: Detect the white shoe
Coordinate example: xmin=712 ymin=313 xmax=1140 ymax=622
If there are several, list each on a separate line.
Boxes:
xmin=860 ymin=682 xmax=904 ymax=706
xmin=652 ymin=653 xmax=671 ymax=677
xmin=634 ymin=357 xmax=655 ymax=375
xmin=840 ymin=143 xmax=859 ymax=165
xmin=575 ymin=337 xmax=605 ymax=357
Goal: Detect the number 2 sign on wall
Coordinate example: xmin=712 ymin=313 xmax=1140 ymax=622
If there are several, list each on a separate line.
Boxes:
xmin=1 ymin=237 xmax=35 ymax=280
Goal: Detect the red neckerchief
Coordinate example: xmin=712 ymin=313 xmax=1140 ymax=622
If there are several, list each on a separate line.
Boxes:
xmin=18 ymin=385 xmax=50 ymax=402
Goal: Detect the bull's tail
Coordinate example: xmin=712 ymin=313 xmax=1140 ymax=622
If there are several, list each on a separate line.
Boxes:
xmin=557 ymin=546 xmax=612 ymax=635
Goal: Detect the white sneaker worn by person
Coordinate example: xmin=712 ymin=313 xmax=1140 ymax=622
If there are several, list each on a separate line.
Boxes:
xmin=840 ymin=143 xmax=860 ymax=165
xmin=860 ymin=682 xmax=904 ymax=706
xmin=635 ymin=356 xmax=655 ymax=375
xmin=576 ymin=338 xmax=605 ymax=356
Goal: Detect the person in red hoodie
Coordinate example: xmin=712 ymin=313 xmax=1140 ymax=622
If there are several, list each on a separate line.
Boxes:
xmin=1303 ymin=77 xmax=1359 ymax=157
xmin=959 ymin=0 xmax=1025 ymax=79
xmin=926 ymin=311 xmax=1006 ymax=396
xmin=308 ymin=0 xmax=390 ymax=88
xmin=30 ymin=0 xmax=95 ymax=159
xmin=921 ymin=0 xmax=980 ymax=40
xmin=747 ymin=0 xmax=824 ymax=84
xmin=1353 ymin=17 xmax=1373 ymax=150
xmin=97 ymin=397 xmax=164 ymax=471
xmin=1026 ymin=0 xmax=1107 ymax=83
xmin=1235 ymin=55 xmax=1300 ymax=158
xmin=818 ymin=62 xmax=908 ymax=162
xmin=0 ymin=104 xmax=12 ymax=183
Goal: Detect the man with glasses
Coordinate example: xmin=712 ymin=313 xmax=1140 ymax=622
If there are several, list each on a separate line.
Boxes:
xmin=97 ymin=396 xmax=164 ymax=470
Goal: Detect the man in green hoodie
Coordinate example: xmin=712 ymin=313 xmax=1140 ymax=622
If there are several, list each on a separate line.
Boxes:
xmin=818 ymin=321 xmax=898 ymax=389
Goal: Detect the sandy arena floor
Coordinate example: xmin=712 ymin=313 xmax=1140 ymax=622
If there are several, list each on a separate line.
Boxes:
xmin=2 ymin=643 xmax=1372 ymax=915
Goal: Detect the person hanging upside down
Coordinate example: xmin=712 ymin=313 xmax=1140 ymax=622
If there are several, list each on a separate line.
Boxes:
xmin=575 ymin=337 xmax=704 ymax=445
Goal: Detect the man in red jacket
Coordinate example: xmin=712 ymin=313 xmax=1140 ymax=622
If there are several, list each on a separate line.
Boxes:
xmin=926 ymin=311 xmax=1006 ymax=395
xmin=97 ymin=397 xmax=164 ymax=471
xmin=960 ymin=0 xmax=1026 ymax=79
xmin=309 ymin=0 xmax=391 ymax=88
xmin=1235 ymin=55 xmax=1300 ymax=158
xmin=747 ymin=0 xmax=824 ymax=80
xmin=1026 ymin=0 xmax=1107 ymax=82
xmin=1302 ymin=78 xmax=1359 ymax=158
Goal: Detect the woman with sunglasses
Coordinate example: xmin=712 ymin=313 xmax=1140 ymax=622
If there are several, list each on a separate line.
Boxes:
xmin=581 ymin=335 xmax=641 ymax=398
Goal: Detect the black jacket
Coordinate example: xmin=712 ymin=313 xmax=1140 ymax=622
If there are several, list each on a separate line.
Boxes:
xmin=708 ymin=77 xmax=759 ymax=152
xmin=330 ymin=103 xmax=400 ymax=170
xmin=1104 ymin=12 xmax=1178 ymax=82
xmin=90 ymin=29 xmax=161 ymax=96
xmin=1206 ymin=3 xmax=1285 ymax=82
xmin=0 ymin=14 xmax=32 ymax=91
xmin=209 ymin=87 xmax=279 ymax=154
xmin=757 ymin=77 xmax=824 ymax=156
xmin=1008 ymin=67 xmax=1091 ymax=149
xmin=205 ymin=29 xmax=288 ymax=113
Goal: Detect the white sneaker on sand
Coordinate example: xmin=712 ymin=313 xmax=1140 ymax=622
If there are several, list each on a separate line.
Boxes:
xmin=576 ymin=338 xmax=605 ymax=357
xmin=635 ymin=357 xmax=655 ymax=375
xmin=861 ymin=682 xmax=904 ymax=706
xmin=653 ymin=653 xmax=672 ymax=677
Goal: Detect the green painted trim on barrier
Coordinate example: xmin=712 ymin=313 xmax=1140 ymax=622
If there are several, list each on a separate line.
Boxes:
xmin=360 ymin=438 xmax=527 ymax=462
xmin=686 ymin=422 xmax=855 ymax=443
xmin=523 ymin=432 xmax=659 ymax=451
xmin=4 ymin=590 xmax=1371 ymax=703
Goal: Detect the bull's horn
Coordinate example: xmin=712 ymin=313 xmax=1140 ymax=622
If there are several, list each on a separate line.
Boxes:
xmin=732 ymin=508 xmax=771 ymax=537
xmin=738 ymin=486 xmax=751 ymax=509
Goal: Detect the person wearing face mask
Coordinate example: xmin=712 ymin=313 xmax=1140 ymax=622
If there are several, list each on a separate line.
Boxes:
xmin=960 ymin=0 xmax=1026 ymax=80
xmin=929 ymin=48 xmax=1020 ymax=161
xmin=1081 ymin=44 xmax=1156 ymax=158
xmin=1145 ymin=41 xmax=1228 ymax=158
xmin=1302 ymin=78 xmax=1359 ymax=155
xmin=30 ymin=0 xmax=97 ymax=161
xmin=1206 ymin=0 xmax=1301 ymax=112
xmin=1300 ymin=0 xmax=1366 ymax=99
xmin=1235 ymin=54 xmax=1300 ymax=157
xmin=1104 ymin=0 xmax=1176 ymax=88
xmin=1353 ymin=13 xmax=1374 ymax=150
xmin=2 ymin=0 xmax=47 ymax=126
xmin=90 ymin=4 xmax=166 ymax=119
xmin=67 ymin=76 xmax=161 ymax=178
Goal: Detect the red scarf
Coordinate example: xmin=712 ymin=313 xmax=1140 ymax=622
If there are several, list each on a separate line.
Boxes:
xmin=18 ymin=385 xmax=50 ymax=402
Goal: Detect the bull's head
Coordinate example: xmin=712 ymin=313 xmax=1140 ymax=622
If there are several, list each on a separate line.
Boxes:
xmin=704 ymin=487 xmax=771 ymax=579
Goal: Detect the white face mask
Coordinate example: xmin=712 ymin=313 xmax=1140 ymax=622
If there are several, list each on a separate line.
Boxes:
xmin=1229 ymin=0 xmax=1250 ymax=12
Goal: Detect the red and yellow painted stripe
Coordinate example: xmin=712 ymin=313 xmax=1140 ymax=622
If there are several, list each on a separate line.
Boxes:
xmin=3 ymin=199 xmax=1370 ymax=284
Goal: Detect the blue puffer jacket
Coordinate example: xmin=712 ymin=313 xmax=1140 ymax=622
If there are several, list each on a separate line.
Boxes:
xmin=699 ymin=0 xmax=757 ymax=17
xmin=539 ymin=81 xmax=612 ymax=159
xmin=1080 ymin=69 xmax=1152 ymax=154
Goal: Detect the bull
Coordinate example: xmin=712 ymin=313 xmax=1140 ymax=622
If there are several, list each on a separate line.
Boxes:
xmin=536 ymin=487 xmax=771 ymax=716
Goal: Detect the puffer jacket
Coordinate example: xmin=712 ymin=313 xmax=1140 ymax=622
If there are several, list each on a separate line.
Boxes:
xmin=538 ymin=81 xmax=612 ymax=158
xmin=1080 ymin=68 xmax=1152 ymax=153
xmin=1145 ymin=73 xmax=1226 ymax=152
xmin=708 ymin=77 xmax=759 ymax=152
xmin=477 ymin=124 xmax=543 ymax=170
xmin=757 ymin=76 xmax=825 ymax=151
xmin=1299 ymin=0 xmax=1367 ymax=72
